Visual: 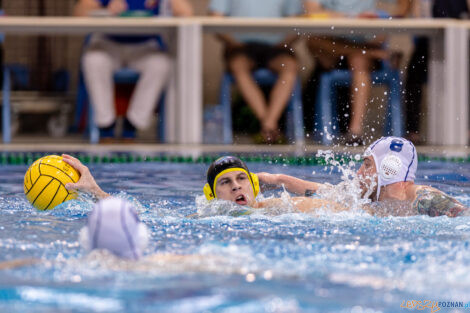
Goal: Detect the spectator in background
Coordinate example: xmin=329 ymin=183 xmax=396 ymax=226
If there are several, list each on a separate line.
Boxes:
xmin=209 ymin=0 xmax=303 ymax=144
xmin=304 ymin=0 xmax=391 ymax=145
xmin=401 ymin=0 xmax=468 ymax=144
xmin=398 ymin=0 xmax=429 ymax=145
xmin=73 ymin=0 xmax=192 ymax=142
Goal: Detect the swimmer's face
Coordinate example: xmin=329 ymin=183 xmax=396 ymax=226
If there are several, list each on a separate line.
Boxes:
xmin=215 ymin=170 xmax=255 ymax=206
xmin=357 ymin=156 xmax=378 ymax=196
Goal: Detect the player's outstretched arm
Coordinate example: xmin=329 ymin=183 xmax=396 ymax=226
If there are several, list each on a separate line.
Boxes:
xmin=62 ymin=154 xmax=109 ymax=199
xmin=256 ymin=197 xmax=347 ymax=213
xmin=257 ymin=172 xmax=325 ymax=196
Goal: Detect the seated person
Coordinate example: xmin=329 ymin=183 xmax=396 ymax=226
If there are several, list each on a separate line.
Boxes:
xmin=304 ymin=0 xmax=394 ymax=145
xmin=73 ymin=0 xmax=192 ymax=141
xmin=209 ymin=0 xmax=303 ymax=143
xmin=258 ymin=136 xmax=469 ymax=217
xmin=403 ymin=0 xmax=470 ymax=144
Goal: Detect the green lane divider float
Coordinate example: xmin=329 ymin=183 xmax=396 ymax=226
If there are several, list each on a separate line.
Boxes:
xmin=0 ymin=152 xmax=469 ymax=166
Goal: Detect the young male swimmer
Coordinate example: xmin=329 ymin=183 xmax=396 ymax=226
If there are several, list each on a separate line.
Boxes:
xmin=62 ymin=154 xmax=346 ymax=214
xmin=258 ymin=136 xmax=468 ymax=217
xmin=202 ymin=155 xmax=345 ymax=213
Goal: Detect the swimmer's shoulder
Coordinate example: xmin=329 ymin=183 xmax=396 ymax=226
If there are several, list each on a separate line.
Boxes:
xmin=412 ymin=185 xmax=468 ymax=217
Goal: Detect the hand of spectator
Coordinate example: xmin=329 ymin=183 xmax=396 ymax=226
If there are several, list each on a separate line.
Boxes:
xmin=366 ymin=49 xmax=390 ymax=60
xmin=226 ymin=41 xmax=244 ymax=50
xmin=358 ymin=11 xmax=379 ymax=19
xmin=276 ymin=36 xmax=298 ymax=49
xmin=107 ymin=0 xmax=128 ymax=16
xmin=62 ymin=154 xmax=109 ymax=199
xmin=215 ymin=34 xmax=244 ymax=50
xmin=145 ymin=0 xmax=158 ymax=9
xmin=389 ymin=51 xmax=404 ymax=69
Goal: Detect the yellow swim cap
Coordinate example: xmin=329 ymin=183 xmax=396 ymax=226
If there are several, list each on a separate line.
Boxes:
xmin=203 ymin=156 xmax=259 ymax=201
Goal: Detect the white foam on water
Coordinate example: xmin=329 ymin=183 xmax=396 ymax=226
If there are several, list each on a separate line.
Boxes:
xmin=18 ymin=286 xmax=123 ymax=312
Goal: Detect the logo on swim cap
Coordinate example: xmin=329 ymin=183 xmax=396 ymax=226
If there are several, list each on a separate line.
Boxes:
xmin=389 ymin=139 xmax=404 ymax=152
xmin=380 ymin=154 xmax=403 ymax=181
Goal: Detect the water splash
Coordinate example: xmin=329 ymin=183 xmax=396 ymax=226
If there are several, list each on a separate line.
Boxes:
xmin=314 ymin=150 xmax=375 ymax=211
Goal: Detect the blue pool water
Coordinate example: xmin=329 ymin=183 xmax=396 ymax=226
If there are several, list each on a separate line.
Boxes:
xmin=1 ymin=158 xmax=470 ymax=312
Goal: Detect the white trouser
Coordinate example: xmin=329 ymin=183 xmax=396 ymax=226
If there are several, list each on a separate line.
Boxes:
xmin=82 ymin=34 xmax=173 ymax=129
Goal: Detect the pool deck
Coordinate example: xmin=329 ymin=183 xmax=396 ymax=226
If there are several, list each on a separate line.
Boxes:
xmin=1 ymin=139 xmax=469 ymax=158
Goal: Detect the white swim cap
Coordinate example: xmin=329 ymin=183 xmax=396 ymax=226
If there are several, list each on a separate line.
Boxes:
xmin=80 ymin=197 xmax=149 ymax=260
xmin=363 ymin=136 xmax=417 ymax=199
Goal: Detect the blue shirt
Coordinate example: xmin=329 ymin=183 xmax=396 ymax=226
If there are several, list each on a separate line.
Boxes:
xmin=209 ymin=0 xmax=304 ymax=45
xmin=98 ymin=0 xmax=171 ymax=45
xmin=316 ymin=0 xmax=376 ymax=16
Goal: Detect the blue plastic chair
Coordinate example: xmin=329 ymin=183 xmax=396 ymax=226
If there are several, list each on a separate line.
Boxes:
xmin=219 ymin=69 xmax=305 ymax=145
xmin=313 ymin=10 xmax=404 ymax=145
xmin=0 ymin=12 xmax=12 ymax=143
xmin=1 ymin=66 xmax=11 ymax=143
xmin=314 ymin=62 xmax=403 ymax=145
xmin=75 ymin=68 xmax=166 ymax=144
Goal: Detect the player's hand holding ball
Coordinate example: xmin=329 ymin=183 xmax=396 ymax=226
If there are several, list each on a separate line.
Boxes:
xmin=62 ymin=154 xmax=109 ymax=200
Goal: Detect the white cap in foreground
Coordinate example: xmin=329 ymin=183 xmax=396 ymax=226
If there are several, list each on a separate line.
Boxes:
xmin=80 ymin=197 xmax=148 ymax=260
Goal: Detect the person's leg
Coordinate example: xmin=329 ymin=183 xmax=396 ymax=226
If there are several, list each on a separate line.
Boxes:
xmin=306 ymin=36 xmax=343 ymax=69
xmin=127 ymin=51 xmax=172 ymax=130
xmin=307 ymin=37 xmax=354 ymax=135
xmin=82 ymin=42 xmax=119 ymax=129
xmin=348 ymin=53 xmax=372 ymax=136
xmin=228 ymin=54 xmax=268 ymax=122
xmin=265 ymin=54 xmax=298 ymax=133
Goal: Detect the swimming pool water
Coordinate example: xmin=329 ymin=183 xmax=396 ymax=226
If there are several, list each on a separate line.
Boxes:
xmin=1 ymin=159 xmax=470 ymax=313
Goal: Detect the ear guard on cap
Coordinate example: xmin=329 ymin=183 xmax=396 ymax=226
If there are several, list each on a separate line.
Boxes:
xmin=203 ymin=173 xmax=260 ymax=201
xmin=250 ymin=173 xmax=260 ymax=198
xmin=379 ymin=153 xmax=403 ymax=182
xmin=203 ymin=183 xmax=215 ymax=201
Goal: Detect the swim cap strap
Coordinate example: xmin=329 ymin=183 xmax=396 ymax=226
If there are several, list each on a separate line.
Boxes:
xmin=203 ymin=169 xmax=259 ymax=201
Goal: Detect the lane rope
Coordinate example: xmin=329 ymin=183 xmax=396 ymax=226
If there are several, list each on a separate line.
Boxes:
xmin=0 ymin=152 xmax=467 ymax=166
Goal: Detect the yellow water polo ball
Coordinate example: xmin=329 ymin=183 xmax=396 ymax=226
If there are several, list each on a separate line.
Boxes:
xmin=24 ymin=155 xmax=81 ymax=210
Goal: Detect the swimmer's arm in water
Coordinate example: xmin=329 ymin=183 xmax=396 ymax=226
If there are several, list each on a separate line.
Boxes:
xmin=0 ymin=258 xmax=39 ymax=270
xmin=62 ymin=154 xmax=110 ymax=199
xmin=413 ymin=188 xmax=469 ymax=218
xmin=257 ymin=173 xmax=325 ymax=196
xmin=256 ymin=197 xmax=347 ymax=213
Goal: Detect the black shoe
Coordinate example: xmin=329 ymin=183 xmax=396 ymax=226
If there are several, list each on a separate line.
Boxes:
xmin=122 ymin=118 xmax=136 ymax=140
xmin=99 ymin=122 xmax=116 ymax=139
